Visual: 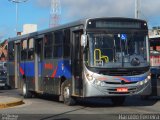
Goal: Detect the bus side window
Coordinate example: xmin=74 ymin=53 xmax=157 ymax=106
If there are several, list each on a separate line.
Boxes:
xmin=44 ymin=32 xmax=54 ymax=59
xmin=63 ymin=29 xmax=71 ymax=58
xmin=53 ymin=31 xmax=63 ymax=58
xmin=21 ymin=40 xmax=28 ymax=61
xmin=28 ymin=38 xmax=34 ymax=60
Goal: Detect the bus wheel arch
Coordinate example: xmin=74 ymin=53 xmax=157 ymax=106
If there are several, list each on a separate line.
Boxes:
xmin=60 ymin=79 xmax=76 ymax=106
xmin=60 ymin=76 xmax=66 ymax=86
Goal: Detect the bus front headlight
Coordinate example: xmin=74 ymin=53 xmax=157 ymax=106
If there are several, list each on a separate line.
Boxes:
xmin=147 ymin=75 xmax=151 ymax=80
xmin=145 ymin=75 xmax=151 ymax=83
xmin=94 ymin=80 xmax=101 ymax=86
xmin=138 ymin=76 xmax=151 ymax=85
xmin=138 ymin=81 xmax=144 ymax=86
xmin=86 ymin=73 xmax=95 ymax=82
xmin=86 ymin=73 xmax=105 ymax=86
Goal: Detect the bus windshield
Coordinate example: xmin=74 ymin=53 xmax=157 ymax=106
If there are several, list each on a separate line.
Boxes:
xmin=87 ymin=33 xmax=148 ymax=68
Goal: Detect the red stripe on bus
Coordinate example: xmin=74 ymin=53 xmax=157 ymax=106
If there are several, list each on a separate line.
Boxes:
xmin=19 ymin=67 xmax=24 ymax=75
xmin=51 ymin=67 xmax=58 ymax=78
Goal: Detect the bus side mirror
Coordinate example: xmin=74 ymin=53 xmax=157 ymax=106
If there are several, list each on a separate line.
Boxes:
xmin=81 ymin=34 xmax=87 ymax=47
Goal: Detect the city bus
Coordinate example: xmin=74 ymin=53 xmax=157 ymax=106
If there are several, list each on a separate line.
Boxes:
xmin=8 ymin=17 xmax=151 ymax=105
xmin=149 ymin=35 xmax=160 ymax=96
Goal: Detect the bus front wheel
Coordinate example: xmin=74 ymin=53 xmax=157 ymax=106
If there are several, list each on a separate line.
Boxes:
xmin=62 ymin=81 xmax=76 ymax=106
xmin=111 ymin=96 xmax=126 ymax=106
xmin=23 ymin=83 xmax=32 ymax=98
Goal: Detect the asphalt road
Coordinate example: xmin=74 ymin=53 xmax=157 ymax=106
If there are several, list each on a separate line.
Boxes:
xmin=0 ymin=89 xmax=160 ymax=120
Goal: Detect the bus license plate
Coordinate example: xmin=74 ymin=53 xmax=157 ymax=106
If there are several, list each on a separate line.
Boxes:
xmin=117 ymin=88 xmax=128 ymax=92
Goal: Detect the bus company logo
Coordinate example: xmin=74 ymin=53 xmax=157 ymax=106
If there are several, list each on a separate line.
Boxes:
xmin=44 ymin=63 xmax=53 ymax=70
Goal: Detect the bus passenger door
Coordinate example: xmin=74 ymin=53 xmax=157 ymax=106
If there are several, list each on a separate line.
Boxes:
xmin=72 ymin=30 xmax=83 ymax=96
xmin=15 ymin=43 xmax=21 ymax=88
xmin=35 ymin=37 xmax=43 ymax=92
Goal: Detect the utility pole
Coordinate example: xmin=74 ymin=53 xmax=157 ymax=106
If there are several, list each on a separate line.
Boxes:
xmin=49 ymin=0 xmax=61 ymax=27
xmin=8 ymin=0 xmax=28 ymax=35
xmin=135 ymin=0 xmax=140 ymax=19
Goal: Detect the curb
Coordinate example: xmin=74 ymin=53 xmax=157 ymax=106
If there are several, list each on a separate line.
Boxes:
xmin=0 ymin=99 xmax=24 ymax=109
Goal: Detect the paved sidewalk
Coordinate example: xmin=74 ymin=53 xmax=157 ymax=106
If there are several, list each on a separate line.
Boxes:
xmin=0 ymin=96 xmax=24 ymax=109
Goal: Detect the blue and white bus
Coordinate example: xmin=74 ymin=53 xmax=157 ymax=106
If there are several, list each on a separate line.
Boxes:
xmin=8 ymin=17 xmax=151 ymax=105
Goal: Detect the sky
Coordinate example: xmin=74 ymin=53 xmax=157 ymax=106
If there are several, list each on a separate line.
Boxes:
xmin=0 ymin=0 xmax=160 ymax=41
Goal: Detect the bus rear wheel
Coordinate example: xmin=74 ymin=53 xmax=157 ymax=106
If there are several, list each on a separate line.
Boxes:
xmin=62 ymin=81 xmax=76 ymax=106
xmin=111 ymin=96 xmax=126 ymax=106
xmin=23 ymin=83 xmax=32 ymax=98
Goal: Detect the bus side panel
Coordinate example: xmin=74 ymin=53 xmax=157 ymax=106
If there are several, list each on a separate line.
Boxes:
xmin=42 ymin=59 xmax=72 ymax=95
xmin=54 ymin=59 xmax=72 ymax=94
xmin=42 ymin=59 xmax=61 ymax=95
xmin=53 ymin=60 xmax=61 ymax=95
xmin=19 ymin=61 xmax=35 ymax=91
xmin=8 ymin=62 xmax=15 ymax=88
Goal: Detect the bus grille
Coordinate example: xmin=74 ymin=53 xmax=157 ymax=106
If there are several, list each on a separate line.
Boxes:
xmin=99 ymin=70 xmax=146 ymax=76
xmin=105 ymin=81 xmax=138 ymax=85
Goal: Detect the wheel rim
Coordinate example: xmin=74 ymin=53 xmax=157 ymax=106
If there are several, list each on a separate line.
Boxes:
xmin=23 ymin=84 xmax=26 ymax=95
xmin=64 ymin=86 xmax=70 ymax=99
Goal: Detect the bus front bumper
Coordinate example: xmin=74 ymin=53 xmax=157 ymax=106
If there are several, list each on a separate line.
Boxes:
xmin=83 ymin=80 xmax=151 ymax=97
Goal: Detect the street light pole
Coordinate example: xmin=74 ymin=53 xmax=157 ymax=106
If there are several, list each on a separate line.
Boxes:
xmin=8 ymin=0 xmax=28 ymax=35
xmin=16 ymin=2 xmax=18 ymax=33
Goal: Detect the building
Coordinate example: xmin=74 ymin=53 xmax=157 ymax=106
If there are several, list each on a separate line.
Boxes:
xmin=149 ymin=27 xmax=160 ymax=67
xmin=149 ymin=26 xmax=160 ymax=37
xmin=22 ymin=24 xmax=37 ymax=35
xmin=0 ymin=40 xmax=8 ymax=62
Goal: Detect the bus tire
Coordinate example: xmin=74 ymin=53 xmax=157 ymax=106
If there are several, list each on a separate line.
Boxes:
xmin=23 ymin=83 xmax=32 ymax=98
xmin=111 ymin=96 xmax=126 ymax=106
xmin=61 ymin=81 xmax=76 ymax=106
